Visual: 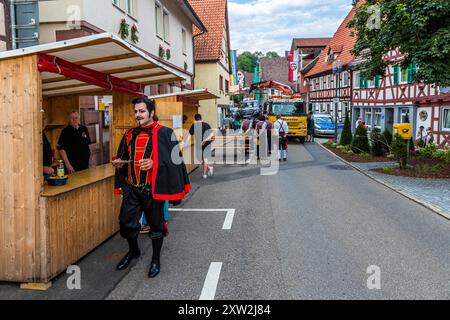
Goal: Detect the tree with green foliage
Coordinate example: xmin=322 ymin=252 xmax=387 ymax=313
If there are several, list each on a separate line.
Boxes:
xmin=339 ymin=111 xmax=353 ymax=146
xmin=391 ymin=134 xmax=408 ymax=169
xmin=265 ymin=51 xmax=280 ymax=58
xmin=237 ymin=51 xmax=282 ymax=72
xmin=404 ymin=113 xmax=415 ymax=151
xmin=237 ymin=51 xmax=258 ymax=73
xmin=351 ymin=125 xmax=370 ymax=154
xmin=348 ymin=0 xmax=450 ymax=85
xmin=370 ymin=127 xmax=385 ymax=156
xmin=382 ymin=128 xmax=392 ymax=153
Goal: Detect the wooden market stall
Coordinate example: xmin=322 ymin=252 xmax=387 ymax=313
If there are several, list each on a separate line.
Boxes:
xmin=0 ymin=33 xmax=186 ymax=288
xmin=150 ymin=89 xmax=219 ymax=173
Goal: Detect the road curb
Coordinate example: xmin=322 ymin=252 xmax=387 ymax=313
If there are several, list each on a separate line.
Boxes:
xmin=318 ymin=143 xmax=450 ymax=221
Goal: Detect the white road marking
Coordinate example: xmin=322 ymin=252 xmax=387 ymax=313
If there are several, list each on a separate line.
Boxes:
xmin=222 ymin=209 xmax=235 ymax=230
xmin=169 ymin=208 xmax=235 ymax=230
xmin=199 ymin=262 xmax=222 ymax=300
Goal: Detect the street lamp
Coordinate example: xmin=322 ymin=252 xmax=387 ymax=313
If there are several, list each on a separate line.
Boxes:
xmin=332 ymin=59 xmax=342 ymax=142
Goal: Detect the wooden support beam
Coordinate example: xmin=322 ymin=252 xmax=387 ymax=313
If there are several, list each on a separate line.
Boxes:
xmin=20 ymin=282 xmax=52 ymax=291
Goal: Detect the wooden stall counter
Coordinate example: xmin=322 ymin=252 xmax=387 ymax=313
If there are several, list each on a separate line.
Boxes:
xmin=42 ymin=164 xmax=115 ymax=197
xmin=38 ymin=163 xmax=120 ymax=283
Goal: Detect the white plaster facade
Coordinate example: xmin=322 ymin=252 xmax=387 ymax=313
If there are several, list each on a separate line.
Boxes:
xmin=38 ymin=0 xmax=204 ymax=86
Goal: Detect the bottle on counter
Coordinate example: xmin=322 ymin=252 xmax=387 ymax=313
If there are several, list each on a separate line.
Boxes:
xmin=57 ymin=160 xmax=65 ymax=177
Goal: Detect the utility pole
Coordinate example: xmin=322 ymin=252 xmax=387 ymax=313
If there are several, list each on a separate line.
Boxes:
xmin=333 ymin=60 xmax=342 ymax=142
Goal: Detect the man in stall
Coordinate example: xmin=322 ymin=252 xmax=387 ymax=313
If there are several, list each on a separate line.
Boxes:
xmin=57 ymin=110 xmax=92 ymax=173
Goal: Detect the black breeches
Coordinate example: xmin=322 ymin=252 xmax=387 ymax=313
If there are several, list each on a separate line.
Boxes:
xmin=119 ymin=184 xmax=166 ymax=240
xmin=267 ymin=131 xmax=272 ymax=153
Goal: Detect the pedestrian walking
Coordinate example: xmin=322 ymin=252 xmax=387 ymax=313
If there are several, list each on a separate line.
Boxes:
xmin=112 ymin=98 xmax=190 ymax=278
xmin=186 ymin=114 xmax=214 ymax=179
xmin=307 ymin=112 xmax=315 ymax=142
xmin=274 ymin=115 xmax=289 ymax=161
xmin=256 ymin=115 xmax=268 ymax=160
xmin=265 ymin=115 xmax=273 ymax=155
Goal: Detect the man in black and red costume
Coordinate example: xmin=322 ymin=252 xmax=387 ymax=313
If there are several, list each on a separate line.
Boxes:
xmin=112 ymin=98 xmax=190 ymax=278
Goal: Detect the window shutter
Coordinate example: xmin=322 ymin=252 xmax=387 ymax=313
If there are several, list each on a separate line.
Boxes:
xmin=363 ymin=77 xmax=368 ymax=89
xmin=407 ymin=64 xmax=413 ymax=83
xmin=375 ymin=75 xmax=380 ymax=88
xmin=359 ymin=75 xmax=363 ymax=88
xmin=393 ymin=65 xmax=399 ymax=85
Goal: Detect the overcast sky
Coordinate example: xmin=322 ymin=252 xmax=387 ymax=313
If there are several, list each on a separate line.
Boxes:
xmin=228 ymin=0 xmax=353 ymax=55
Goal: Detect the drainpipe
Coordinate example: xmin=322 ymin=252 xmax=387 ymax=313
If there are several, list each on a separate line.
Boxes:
xmin=191 ymin=29 xmax=205 ymax=90
xmin=10 ymin=0 xmax=16 ymax=49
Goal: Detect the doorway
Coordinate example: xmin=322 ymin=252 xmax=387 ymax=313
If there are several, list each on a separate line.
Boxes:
xmin=385 ymin=108 xmax=394 ymax=133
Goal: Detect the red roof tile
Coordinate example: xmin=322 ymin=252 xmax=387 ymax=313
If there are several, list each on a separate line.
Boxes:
xmin=188 ymin=0 xmax=228 ymax=61
xmin=305 ymin=2 xmax=364 ymax=78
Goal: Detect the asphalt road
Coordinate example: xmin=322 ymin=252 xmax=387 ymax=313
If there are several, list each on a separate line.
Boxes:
xmin=1 ymin=141 xmax=448 ymax=300
xmin=107 ymin=141 xmax=450 ymax=300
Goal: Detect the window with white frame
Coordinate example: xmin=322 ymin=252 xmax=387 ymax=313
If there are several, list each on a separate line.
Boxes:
xmin=315 ymin=103 xmax=319 ymax=112
xmin=312 ymin=79 xmax=316 ymax=91
xmin=112 ymin=0 xmax=119 ymax=6
xmin=342 ymin=72 xmax=349 ymax=87
xmin=326 ymin=75 xmax=330 ymax=89
xmin=401 ymin=108 xmax=410 ymax=123
xmin=400 ymin=66 xmax=408 ymax=84
xmin=442 ymin=107 xmax=450 ymax=131
xmin=365 ymin=108 xmax=372 ymax=130
xmin=163 ymin=9 xmax=170 ymax=42
xmin=353 ymin=71 xmax=360 ymax=88
xmin=374 ymin=108 xmax=382 ymax=129
xmin=326 ymin=103 xmax=330 ymax=113
xmin=125 ymin=0 xmax=133 ymax=15
xmin=155 ymin=3 xmax=162 ymax=38
xmin=182 ymin=28 xmax=187 ymax=55
xmin=319 ymin=77 xmax=323 ymax=90
xmin=367 ymin=77 xmax=375 ymax=88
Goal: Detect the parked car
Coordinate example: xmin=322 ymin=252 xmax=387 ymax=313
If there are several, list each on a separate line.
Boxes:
xmin=313 ymin=113 xmax=343 ymax=137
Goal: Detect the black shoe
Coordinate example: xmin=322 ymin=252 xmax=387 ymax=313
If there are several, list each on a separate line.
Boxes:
xmin=284 ymin=158 xmax=287 ymax=161
xmin=148 ymin=262 xmax=160 ymax=278
xmin=116 ymin=250 xmax=141 ymax=270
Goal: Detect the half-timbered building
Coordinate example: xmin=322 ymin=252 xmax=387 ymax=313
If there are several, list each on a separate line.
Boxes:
xmin=304 ymin=3 xmax=361 ymax=121
xmin=351 ymin=49 xmax=450 ymax=147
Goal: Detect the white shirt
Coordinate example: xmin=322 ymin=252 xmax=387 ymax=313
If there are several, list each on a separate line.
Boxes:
xmin=274 ymin=119 xmax=289 ymax=134
xmin=416 ymin=130 xmax=426 ymax=141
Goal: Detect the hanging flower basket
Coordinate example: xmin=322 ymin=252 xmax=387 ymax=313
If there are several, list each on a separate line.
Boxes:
xmin=159 ymin=45 xmax=165 ymax=59
xmin=118 ymin=18 xmax=130 ymax=40
xmin=184 ymin=61 xmax=188 ymax=71
xmin=131 ymin=23 xmax=139 ymax=44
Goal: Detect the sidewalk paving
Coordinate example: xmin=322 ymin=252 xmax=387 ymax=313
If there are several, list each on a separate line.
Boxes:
xmin=318 ymin=143 xmax=450 ymax=220
xmin=350 ymin=161 xmax=450 ymax=219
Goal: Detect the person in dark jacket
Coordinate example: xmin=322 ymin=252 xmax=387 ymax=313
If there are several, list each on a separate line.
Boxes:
xmin=113 ymin=98 xmax=190 ymax=278
xmin=57 ymin=110 xmax=91 ymax=173
xmin=307 ymin=112 xmax=315 ymax=142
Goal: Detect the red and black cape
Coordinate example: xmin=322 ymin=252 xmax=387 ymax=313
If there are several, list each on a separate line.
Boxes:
xmin=114 ymin=124 xmax=191 ymax=203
